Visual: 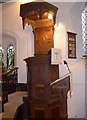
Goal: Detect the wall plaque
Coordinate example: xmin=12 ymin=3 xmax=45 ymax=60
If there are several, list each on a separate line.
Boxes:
xmin=67 ymin=32 xmax=77 ymax=59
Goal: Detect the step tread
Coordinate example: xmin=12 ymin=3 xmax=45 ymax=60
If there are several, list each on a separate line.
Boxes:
xmin=0 ymin=112 xmax=14 ymax=118
xmin=8 ymin=96 xmax=24 ymax=104
xmin=4 ymin=102 xmax=22 ymax=107
xmin=4 ymin=102 xmax=22 ymax=110
xmin=8 ymin=91 xmax=28 ymax=103
xmin=4 ymin=102 xmax=22 ymax=114
xmin=8 ymin=91 xmax=28 ymax=97
xmin=0 ymin=96 xmax=2 ymax=101
xmin=2 ymin=91 xmax=28 ymax=118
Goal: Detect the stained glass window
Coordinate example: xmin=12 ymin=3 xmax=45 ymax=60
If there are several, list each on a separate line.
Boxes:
xmin=81 ymin=3 xmax=87 ymax=57
xmin=7 ymin=44 xmax=15 ymax=69
xmin=0 ymin=45 xmax=4 ymax=63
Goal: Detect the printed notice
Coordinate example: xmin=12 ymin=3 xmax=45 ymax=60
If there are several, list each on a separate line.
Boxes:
xmin=51 ymin=48 xmax=62 ymax=65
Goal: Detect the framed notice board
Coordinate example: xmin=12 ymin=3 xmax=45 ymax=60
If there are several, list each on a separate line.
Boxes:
xmin=67 ymin=32 xmax=77 ymax=59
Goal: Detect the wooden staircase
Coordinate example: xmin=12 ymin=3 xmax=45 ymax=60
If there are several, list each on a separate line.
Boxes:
xmin=0 ymin=66 xmax=28 ymax=119
xmin=0 ymin=91 xmax=28 ymax=120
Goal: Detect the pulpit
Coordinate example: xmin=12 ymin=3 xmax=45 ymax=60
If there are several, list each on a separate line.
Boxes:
xmin=20 ymin=1 xmax=70 ymax=119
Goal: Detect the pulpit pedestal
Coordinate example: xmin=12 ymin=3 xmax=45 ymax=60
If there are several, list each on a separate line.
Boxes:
xmin=24 ymin=55 xmax=70 ymax=119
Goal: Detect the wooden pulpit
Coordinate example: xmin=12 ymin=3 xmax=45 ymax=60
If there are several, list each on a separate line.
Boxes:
xmin=20 ymin=1 xmax=70 ymax=119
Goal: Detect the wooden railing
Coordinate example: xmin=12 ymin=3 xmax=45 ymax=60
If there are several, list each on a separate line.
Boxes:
xmin=1 ymin=67 xmax=18 ymax=104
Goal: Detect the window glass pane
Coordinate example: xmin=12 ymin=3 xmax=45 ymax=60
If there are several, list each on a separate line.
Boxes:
xmin=81 ymin=6 xmax=87 ymax=57
xmin=0 ymin=45 xmax=4 ymax=63
xmin=7 ymin=44 xmax=15 ymax=69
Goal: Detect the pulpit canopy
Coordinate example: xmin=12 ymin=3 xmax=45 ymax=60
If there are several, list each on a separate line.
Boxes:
xmin=20 ymin=2 xmax=58 ymax=29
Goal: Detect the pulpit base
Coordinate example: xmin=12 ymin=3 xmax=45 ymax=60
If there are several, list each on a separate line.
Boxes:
xmin=29 ymin=100 xmax=67 ymax=119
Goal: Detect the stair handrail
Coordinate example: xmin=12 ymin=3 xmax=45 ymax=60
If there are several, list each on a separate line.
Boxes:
xmin=2 ymin=67 xmax=19 ymax=77
xmin=1 ymin=67 xmax=19 ymax=108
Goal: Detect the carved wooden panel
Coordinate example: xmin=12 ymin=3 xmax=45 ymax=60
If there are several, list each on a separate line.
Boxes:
xmin=34 ymin=26 xmax=54 ymax=55
xmin=24 ymin=55 xmax=59 ymax=100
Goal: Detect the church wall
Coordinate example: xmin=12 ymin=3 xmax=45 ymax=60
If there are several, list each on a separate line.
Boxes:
xmin=1 ymin=1 xmax=85 ymax=118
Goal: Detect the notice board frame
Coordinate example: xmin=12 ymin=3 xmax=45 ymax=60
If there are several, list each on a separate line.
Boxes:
xmin=67 ymin=31 xmax=77 ymax=59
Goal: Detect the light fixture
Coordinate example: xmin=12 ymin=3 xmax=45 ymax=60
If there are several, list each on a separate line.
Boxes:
xmin=48 ymin=13 xmax=53 ymax=19
xmin=19 ymin=0 xmax=35 ymax=4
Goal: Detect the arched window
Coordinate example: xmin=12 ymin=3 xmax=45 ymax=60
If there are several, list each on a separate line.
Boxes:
xmin=7 ymin=44 xmax=15 ymax=69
